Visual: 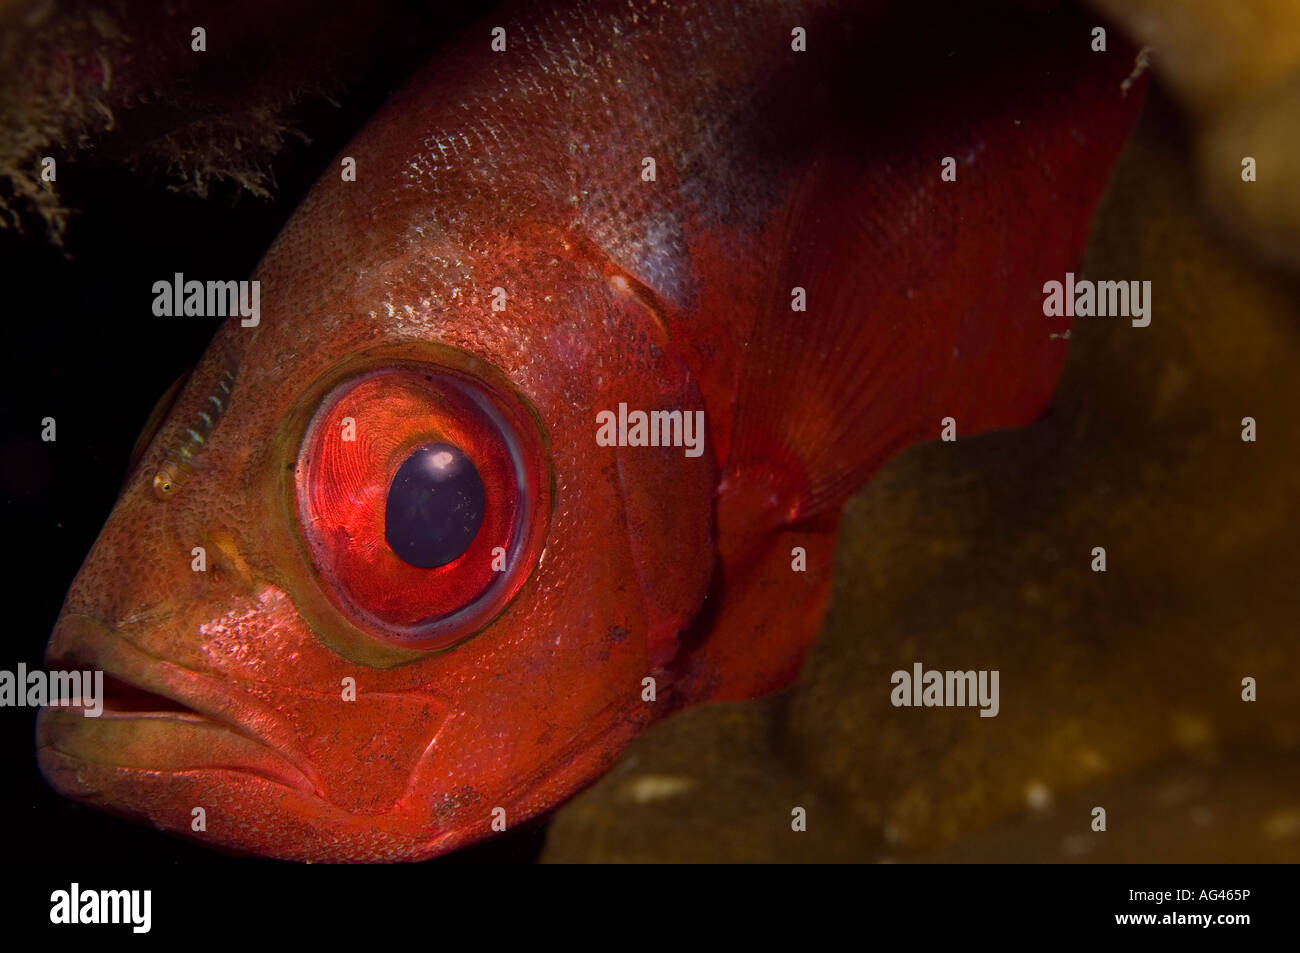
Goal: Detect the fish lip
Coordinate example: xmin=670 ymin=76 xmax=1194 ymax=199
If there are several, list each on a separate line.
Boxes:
xmin=41 ymin=612 xmax=327 ymax=800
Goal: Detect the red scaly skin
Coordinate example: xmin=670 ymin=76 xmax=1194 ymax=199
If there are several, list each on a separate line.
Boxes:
xmin=37 ymin=0 xmax=1143 ymax=861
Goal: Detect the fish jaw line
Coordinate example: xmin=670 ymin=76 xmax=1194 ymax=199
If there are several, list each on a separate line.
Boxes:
xmin=38 ymin=612 xmax=326 ymax=801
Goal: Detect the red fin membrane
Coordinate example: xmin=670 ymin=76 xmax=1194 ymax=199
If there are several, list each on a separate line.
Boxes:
xmin=684 ymin=8 xmax=1146 ymax=703
xmin=722 ymin=10 xmax=1145 ymax=527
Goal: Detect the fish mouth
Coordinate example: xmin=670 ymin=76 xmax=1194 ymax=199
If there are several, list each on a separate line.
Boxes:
xmin=37 ymin=613 xmax=325 ymax=801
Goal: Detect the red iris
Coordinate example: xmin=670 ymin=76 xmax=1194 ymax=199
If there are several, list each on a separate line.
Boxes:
xmin=294 ymin=365 xmax=547 ymax=648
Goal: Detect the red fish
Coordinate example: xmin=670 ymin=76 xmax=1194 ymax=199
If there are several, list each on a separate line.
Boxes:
xmin=37 ymin=0 xmax=1143 ymax=861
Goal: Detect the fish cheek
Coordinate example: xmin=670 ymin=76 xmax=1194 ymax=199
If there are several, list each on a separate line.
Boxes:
xmin=592 ymin=290 xmax=718 ymax=673
xmin=611 ymin=397 xmax=716 ymax=670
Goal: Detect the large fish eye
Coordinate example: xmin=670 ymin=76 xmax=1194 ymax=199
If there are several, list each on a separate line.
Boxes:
xmin=293 ymin=365 xmax=548 ymax=650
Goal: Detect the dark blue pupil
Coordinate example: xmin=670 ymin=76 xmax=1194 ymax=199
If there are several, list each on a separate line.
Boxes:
xmin=384 ymin=443 xmax=485 ymax=569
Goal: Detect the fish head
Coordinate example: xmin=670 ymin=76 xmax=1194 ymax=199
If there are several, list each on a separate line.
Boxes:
xmin=36 ymin=123 xmax=718 ymax=860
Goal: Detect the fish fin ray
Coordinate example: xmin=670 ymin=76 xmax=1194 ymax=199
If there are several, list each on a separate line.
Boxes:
xmin=722 ymin=12 xmax=1144 ymax=525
